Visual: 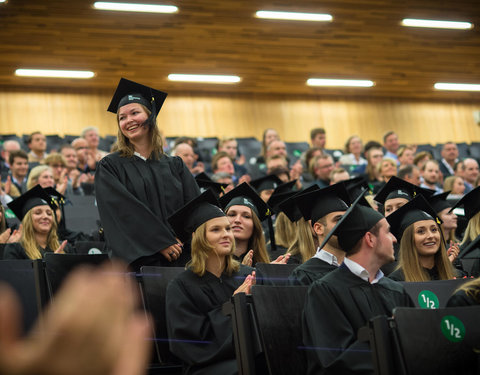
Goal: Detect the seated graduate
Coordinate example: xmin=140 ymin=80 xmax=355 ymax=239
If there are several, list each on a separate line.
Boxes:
xmin=290 ymin=183 xmax=351 ymax=283
xmin=447 ymin=277 xmax=480 ymax=307
xmin=165 ymin=189 xmax=256 ymax=375
xmin=278 ymin=185 xmax=319 ymax=265
xmin=374 ymin=176 xmax=435 ymax=275
xmin=386 ymin=195 xmax=457 ymax=282
xmin=450 ymin=186 xmax=480 ymax=277
xmin=265 ymin=179 xmax=298 ymax=255
xmin=303 ymin=194 xmax=414 ymax=375
xmin=219 ymin=182 xmax=287 ymax=266
xmin=3 ymin=185 xmax=68 ymax=259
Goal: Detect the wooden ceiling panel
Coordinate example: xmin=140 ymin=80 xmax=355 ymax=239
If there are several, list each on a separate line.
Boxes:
xmin=0 ymin=0 xmax=479 ymax=99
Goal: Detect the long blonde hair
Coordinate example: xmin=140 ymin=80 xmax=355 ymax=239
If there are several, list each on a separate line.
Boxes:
xmin=456 ymin=277 xmax=480 ymax=303
xmin=20 ymin=209 xmax=60 ymax=260
xmin=460 ymin=212 xmax=480 ymax=245
xmin=113 ymin=104 xmax=164 ymax=159
xmin=398 ymin=223 xmax=454 ymax=282
xmin=188 ymin=221 xmax=240 ymax=277
xmin=286 ymin=218 xmax=316 ymax=264
xmin=27 ymin=165 xmax=52 ymax=190
xmin=274 ymin=212 xmax=297 ymax=249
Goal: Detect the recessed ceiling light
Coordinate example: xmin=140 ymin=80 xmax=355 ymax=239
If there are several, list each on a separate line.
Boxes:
xmin=434 ymin=83 xmax=480 ymax=91
xmin=0 ymin=1 xmax=7 ymax=3
xmin=15 ymin=69 xmax=95 ymax=79
xmin=401 ymin=18 xmax=473 ymax=30
xmin=93 ymin=2 xmax=178 ymax=13
xmin=307 ymin=78 xmax=374 ymax=87
xmin=168 ymin=74 xmax=241 ymax=84
xmin=255 ymin=10 xmax=332 ymax=22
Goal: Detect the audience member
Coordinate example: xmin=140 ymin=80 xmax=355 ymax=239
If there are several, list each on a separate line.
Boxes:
xmin=376 ymin=157 xmax=398 ymax=188
xmin=60 ymin=144 xmax=87 ymax=194
xmin=211 ymin=151 xmax=235 ymax=181
xmin=420 ymin=159 xmax=443 ymax=193
xmin=217 ymin=137 xmax=249 ymax=180
xmin=363 ymin=144 xmax=384 ymax=188
xmin=0 ymin=140 xmax=21 ymax=180
xmin=338 ymin=135 xmax=367 ymax=167
xmin=81 ymin=127 xmax=108 ymax=162
xmin=26 ymin=165 xmax=55 ymax=190
xmin=211 ymin=172 xmax=234 ymax=194
xmin=398 ymin=164 xmax=421 ymax=186
xmin=397 ymin=145 xmax=415 ymax=168
xmin=329 ymin=168 xmax=350 ymax=184
xmin=383 ymin=131 xmax=400 ymax=161
xmin=26 ymin=132 xmax=48 ymax=163
xmin=443 ymin=175 xmax=465 ymax=198
xmin=310 ymin=154 xmax=334 ymax=188
xmin=72 ymin=137 xmax=97 ymax=174
xmin=173 ymin=142 xmax=204 ymax=176
xmin=6 ymin=150 xmax=29 ymax=197
xmin=447 ymin=277 xmax=480 ymax=306
xmin=439 ymin=142 xmax=459 ymax=178
xmin=310 ymin=127 xmax=327 ymax=150
xmin=462 ymin=158 xmax=479 ymax=193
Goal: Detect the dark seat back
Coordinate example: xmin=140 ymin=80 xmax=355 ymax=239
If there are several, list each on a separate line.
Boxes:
xmin=400 ymin=279 xmax=470 ymax=308
xmin=255 ymin=263 xmax=298 ymax=286
xmin=43 ymin=253 xmax=109 ymax=297
xmin=138 ymin=266 xmax=185 ymax=365
xmin=251 ymin=285 xmax=309 ymax=375
xmin=0 ymin=259 xmax=47 ymax=333
xmin=74 ymin=241 xmax=106 ymax=255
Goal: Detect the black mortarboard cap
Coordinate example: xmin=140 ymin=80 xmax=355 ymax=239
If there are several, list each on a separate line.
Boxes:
xmin=43 ymin=187 xmax=66 ymax=207
xmin=167 ymin=189 xmax=225 ymax=243
xmin=266 ymin=180 xmax=297 ymax=213
xmin=343 ymin=177 xmax=372 ymax=207
xmin=386 ymin=195 xmax=441 ymax=243
xmin=278 ymin=185 xmax=320 ymax=222
xmin=428 ymin=191 xmax=452 ymax=214
xmin=107 ymin=78 xmax=168 ymax=128
xmin=318 ymin=189 xmax=384 ymax=253
xmin=374 ymin=176 xmax=435 ymax=205
xmin=250 ymin=174 xmax=283 ymax=193
xmin=219 ymin=182 xmax=271 ymax=222
xmin=195 ymin=172 xmax=228 ymax=197
xmin=8 ymin=185 xmax=57 ymax=221
xmin=449 ymin=186 xmax=480 ymax=221
xmin=296 ymin=182 xmax=350 ymax=223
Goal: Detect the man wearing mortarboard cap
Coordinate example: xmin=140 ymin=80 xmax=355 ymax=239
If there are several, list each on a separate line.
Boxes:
xmin=289 ymin=182 xmax=350 ymax=285
xmin=95 ymin=78 xmax=200 ymax=270
xmin=302 ymin=192 xmax=413 ymax=375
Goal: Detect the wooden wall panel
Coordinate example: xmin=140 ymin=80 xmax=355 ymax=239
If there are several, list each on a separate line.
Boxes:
xmin=0 ymin=89 xmax=479 ymax=148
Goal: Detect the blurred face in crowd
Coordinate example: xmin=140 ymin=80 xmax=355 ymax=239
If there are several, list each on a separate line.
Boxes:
xmin=438 ymin=208 xmax=457 ymax=232
xmin=61 ymin=147 xmax=79 ymax=170
xmin=422 ymin=161 xmax=440 ymax=185
xmin=441 ymin=143 xmax=459 ymax=163
xmin=219 ymin=140 xmax=238 ymax=160
xmin=380 ymin=159 xmax=397 ymax=180
xmin=10 ymin=156 xmax=29 ymax=179
xmin=367 ymin=148 xmax=384 ymax=168
xmin=48 ymin=162 xmax=65 ymax=182
xmin=84 ymin=129 xmax=100 ymax=148
xmin=37 ymin=169 xmax=55 ymax=188
xmin=215 ymin=156 xmax=235 ymax=175
xmin=452 ymin=177 xmax=465 ymax=195
xmin=29 ymin=133 xmax=47 ymax=153
xmin=312 ymin=133 xmax=326 ymax=149
xmin=266 ymin=157 xmax=288 ymax=172
xmin=384 ymin=133 xmax=399 ymax=154
xmin=403 ymin=167 xmax=421 ymax=186
xmin=175 ymin=143 xmax=195 ymax=170
xmin=399 ymin=148 xmax=414 ymax=166
xmin=384 ymin=197 xmax=409 ymax=216
xmin=2 ymin=141 xmax=20 ymax=165
xmin=264 ymin=129 xmax=280 ymax=147
xmin=267 ymin=140 xmax=287 ymax=158
xmin=463 ymin=158 xmax=479 ymax=184
xmin=72 ymin=138 xmax=89 ymax=163
xmin=314 ymin=156 xmax=334 ymax=181
xmin=348 ymin=136 xmax=363 ymax=156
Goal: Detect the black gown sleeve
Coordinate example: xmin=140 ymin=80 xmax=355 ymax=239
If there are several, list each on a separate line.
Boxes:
xmin=447 ymin=289 xmax=479 ymax=307
xmin=3 ymin=243 xmax=29 ymax=259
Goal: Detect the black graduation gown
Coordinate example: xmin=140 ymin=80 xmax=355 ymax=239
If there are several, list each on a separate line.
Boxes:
xmin=302 ymin=264 xmax=414 ymax=375
xmin=389 ymin=264 xmax=464 ymax=281
xmin=447 ymin=289 xmax=479 ymax=307
xmin=3 ymin=242 xmax=73 ymax=259
xmin=458 ymin=237 xmax=480 ymax=277
xmin=166 ymin=265 xmax=253 ymax=375
xmin=289 ymin=257 xmax=337 ymax=285
xmin=95 ymin=152 xmax=200 ymax=266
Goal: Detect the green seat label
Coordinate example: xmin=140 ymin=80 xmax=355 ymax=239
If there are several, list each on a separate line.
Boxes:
xmin=441 ymin=316 xmax=465 ymax=343
xmin=418 ymin=290 xmax=439 ymax=309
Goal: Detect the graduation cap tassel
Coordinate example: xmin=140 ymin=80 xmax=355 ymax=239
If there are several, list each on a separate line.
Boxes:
xmin=267 ymin=216 xmax=277 ymax=254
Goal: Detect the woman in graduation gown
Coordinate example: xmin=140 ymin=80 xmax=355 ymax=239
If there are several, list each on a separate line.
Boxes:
xmin=166 ymin=190 xmax=255 ymax=375
xmin=387 ymin=195 xmax=456 ymax=282
xmin=3 ymin=185 xmax=68 ymax=259
xmin=447 ymin=277 xmax=480 ymax=306
xmin=95 ymin=78 xmax=200 ymax=270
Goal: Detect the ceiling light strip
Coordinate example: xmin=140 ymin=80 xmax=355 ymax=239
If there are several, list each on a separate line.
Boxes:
xmin=256 ymin=11 xmax=332 ymax=22
xmin=15 ymin=69 xmax=95 ymax=78
xmin=93 ymin=2 xmax=178 ymax=13
xmin=168 ymin=74 xmax=241 ymax=83
xmin=401 ymin=18 xmax=473 ymax=29
xmin=307 ymin=78 xmax=374 ymax=87
xmin=434 ymin=83 xmax=480 ymax=91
